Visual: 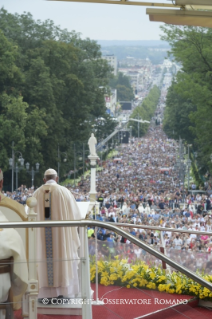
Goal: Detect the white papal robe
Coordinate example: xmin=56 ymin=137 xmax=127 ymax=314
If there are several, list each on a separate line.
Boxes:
xmin=33 ymin=180 xmax=81 ymax=298
xmin=0 ymin=211 xmax=28 ymax=315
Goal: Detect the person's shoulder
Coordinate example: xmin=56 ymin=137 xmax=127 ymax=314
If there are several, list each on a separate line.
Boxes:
xmin=56 ymin=184 xmax=75 ymax=197
xmin=33 ymin=185 xmax=45 ymax=195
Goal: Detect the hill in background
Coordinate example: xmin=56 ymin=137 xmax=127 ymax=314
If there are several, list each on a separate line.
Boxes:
xmin=97 ymin=40 xmax=169 ymax=47
xmin=98 ymin=40 xmax=169 ymax=65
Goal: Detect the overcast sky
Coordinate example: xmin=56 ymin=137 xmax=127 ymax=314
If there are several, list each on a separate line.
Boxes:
xmin=1 ymin=0 xmax=165 ymax=41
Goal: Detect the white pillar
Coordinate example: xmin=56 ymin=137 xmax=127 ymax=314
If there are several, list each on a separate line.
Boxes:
xmin=88 ymin=155 xmax=99 ymax=202
xmin=88 ymin=136 xmax=103 ymax=306
xmin=80 ymin=226 xmax=93 ymax=319
xmin=22 ymin=197 xmax=38 ymax=319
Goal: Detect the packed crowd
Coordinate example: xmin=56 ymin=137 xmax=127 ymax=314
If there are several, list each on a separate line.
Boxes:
xmin=70 ymin=110 xmax=211 ymax=273
xmin=1 ymin=185 xmax=34 ymax=205
xmin=3 ymin=106 xmax=212 ymax=273
xmin=83 ymin=122 xmax=212 ymax=273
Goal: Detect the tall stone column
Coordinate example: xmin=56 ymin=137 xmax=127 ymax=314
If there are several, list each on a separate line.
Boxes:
xmin=88 ymin=134 xmax=103 ymax=305
xmin=88 ymin=133 xmax=99 ymax=203
xmin=88 ymin=154 xmax=99 ymax=202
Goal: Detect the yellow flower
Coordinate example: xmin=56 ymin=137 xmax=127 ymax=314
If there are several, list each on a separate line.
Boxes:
xmin=157 ymin=275 xmax=166 ymax=283
xmin=117 ymin=271 xmax=123 ymax=277
xmin=158 ymin=284 xmax=166 ymax=292
xmin=149 ymin=272 xmax=156 ymax=280
xmin=146 ymin=282 xmax=156 ymax=289
xmin=169 ymin=289 xmax=175 ymax=294
xmin=100 ymin=277 xmax=108 ymax=286
xmin=142 ymin=264 xmax=149 ymax=271
xmin=203 ymin=288 xmax=210 ymax=297
xmin=90 ymin=258 xmax=212 ymax=301
xmin=101 ymin=271 xmax=108 ymax=277
xmin=109 ymin=274 xmax=118 ymax=281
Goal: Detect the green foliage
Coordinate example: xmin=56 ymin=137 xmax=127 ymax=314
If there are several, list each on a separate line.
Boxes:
xmin=129 ymin=86 xmax=160 ymax=137
xmin=161 ymin=24 xmax=212 ymax=174
xmin=0 ymin=8 xmax=114 ymax=188
xmin=109 ymin=72 xmax=134 ymax=101
xmin=190 ymin=153 xmax=204 ymax=188
xmin=163 ymin=81 xmax=196 ymax=143
xmin=92 ymin=114 xmax=117 ymax=142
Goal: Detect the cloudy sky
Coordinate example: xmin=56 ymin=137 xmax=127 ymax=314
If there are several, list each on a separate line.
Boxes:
xmin=2 ymin=0 xmax=165 ymax=40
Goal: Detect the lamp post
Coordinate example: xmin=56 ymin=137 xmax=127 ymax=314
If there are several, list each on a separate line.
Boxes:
xmin=73 ymin=143 xmax=89 ymax=186
xmin=74 ymin=143 xmax=76 ymax=187
xmin=83 ymin=143 xmax=85 ymax=178
xmin=128 ymin=118 xmax=150 ymax=139
xmin=187 ymin=159 xmax=192 ymax=190
xmin=137 ymin=115 xmax=140 ymax=138
xmin=57 ymin=145 xmax=67 ymax=182
xmin=26 ymin=162 xmax=40 ymax=188
xmin=187 ymin=144 xmax=192 ymax=190
xmin=9 ymin=141 xmax=25 ymax=192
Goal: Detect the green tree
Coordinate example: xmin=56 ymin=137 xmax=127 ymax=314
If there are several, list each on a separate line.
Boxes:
xmin=0 ymin=8 xmax=115 ymax=186
xmin=163 ymin=81 xmax=196 ymax=143
xmin=161 ymin=24 xmax=212 ymax=173
xmin=110 ymin=72 xmax=134 ymax=101
xmin=129 ymin=86 xmax=160 ymax=137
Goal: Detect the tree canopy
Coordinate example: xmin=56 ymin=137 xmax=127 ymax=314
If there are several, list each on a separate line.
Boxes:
xmin=109 ymin=72 xmax=134 ymax=101
xmin=0 ymin=8 xmax=116 ymax=188
xmin=129 ymin=85 xmax=160 ymax=137
xmin=161 ymin=25 xmax=212 ymax=174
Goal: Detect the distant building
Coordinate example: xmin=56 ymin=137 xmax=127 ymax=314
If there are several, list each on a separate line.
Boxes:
xmin=105 ymin=89 xmax=117 ymax=116
xmin=118 ymin=66 xmax=152 ymax=92
xmin=102 ymin=55 xmax=117 ymax=76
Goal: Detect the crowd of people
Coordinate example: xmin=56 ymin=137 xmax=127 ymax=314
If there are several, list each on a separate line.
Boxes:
xmin=82 ymin=123 xmax=212 ymax=274
xmin=1 ymin=185 xmax=34 ymax=205
xmin=3 ymin=108 xmax=212 ymax=274
xmin=67 ymin=107 xmax=212 ymax=273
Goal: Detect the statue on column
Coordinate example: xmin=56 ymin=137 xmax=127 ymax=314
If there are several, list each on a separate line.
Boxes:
xmin=88 ymin=133 xmax=97 ymax=157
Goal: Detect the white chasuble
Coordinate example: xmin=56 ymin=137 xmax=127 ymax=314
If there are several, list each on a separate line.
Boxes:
xmin=0 ymin=211 xmax=28 ymax=313
xmin=33 ymin=181 xmax=81 ymax=298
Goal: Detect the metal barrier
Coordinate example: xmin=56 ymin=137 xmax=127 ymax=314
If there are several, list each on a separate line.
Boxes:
xmin=1 ymin=219 xmax=212 ymax=291
xmin=111 ymin=222 xmax=212 ymax=236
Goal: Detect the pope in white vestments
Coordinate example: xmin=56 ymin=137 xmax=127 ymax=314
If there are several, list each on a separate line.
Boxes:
xmin=33 ymin=169 xmax=81 ymax=298
xmin=0 ymin=211 xmax=28 ymax=314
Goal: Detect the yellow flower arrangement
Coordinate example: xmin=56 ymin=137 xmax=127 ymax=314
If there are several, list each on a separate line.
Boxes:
xmin=90 ymin=257 xmax=212 ymax=301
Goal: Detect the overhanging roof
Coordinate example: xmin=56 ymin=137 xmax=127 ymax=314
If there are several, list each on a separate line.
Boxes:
xmin=49 ymin=0 xmax=177 ymax=7
xmin=176 ymin=0 xmax=212 ymax=6
xmin=146 ymin=8 xmax=212 ymax=28
xmin=49 ymin=0 xmax=212 ymax=10
xmin=49 ymin=0 xmax=212 ymax=28
xmin=47 ymin=0 xmax=212 ymax=10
